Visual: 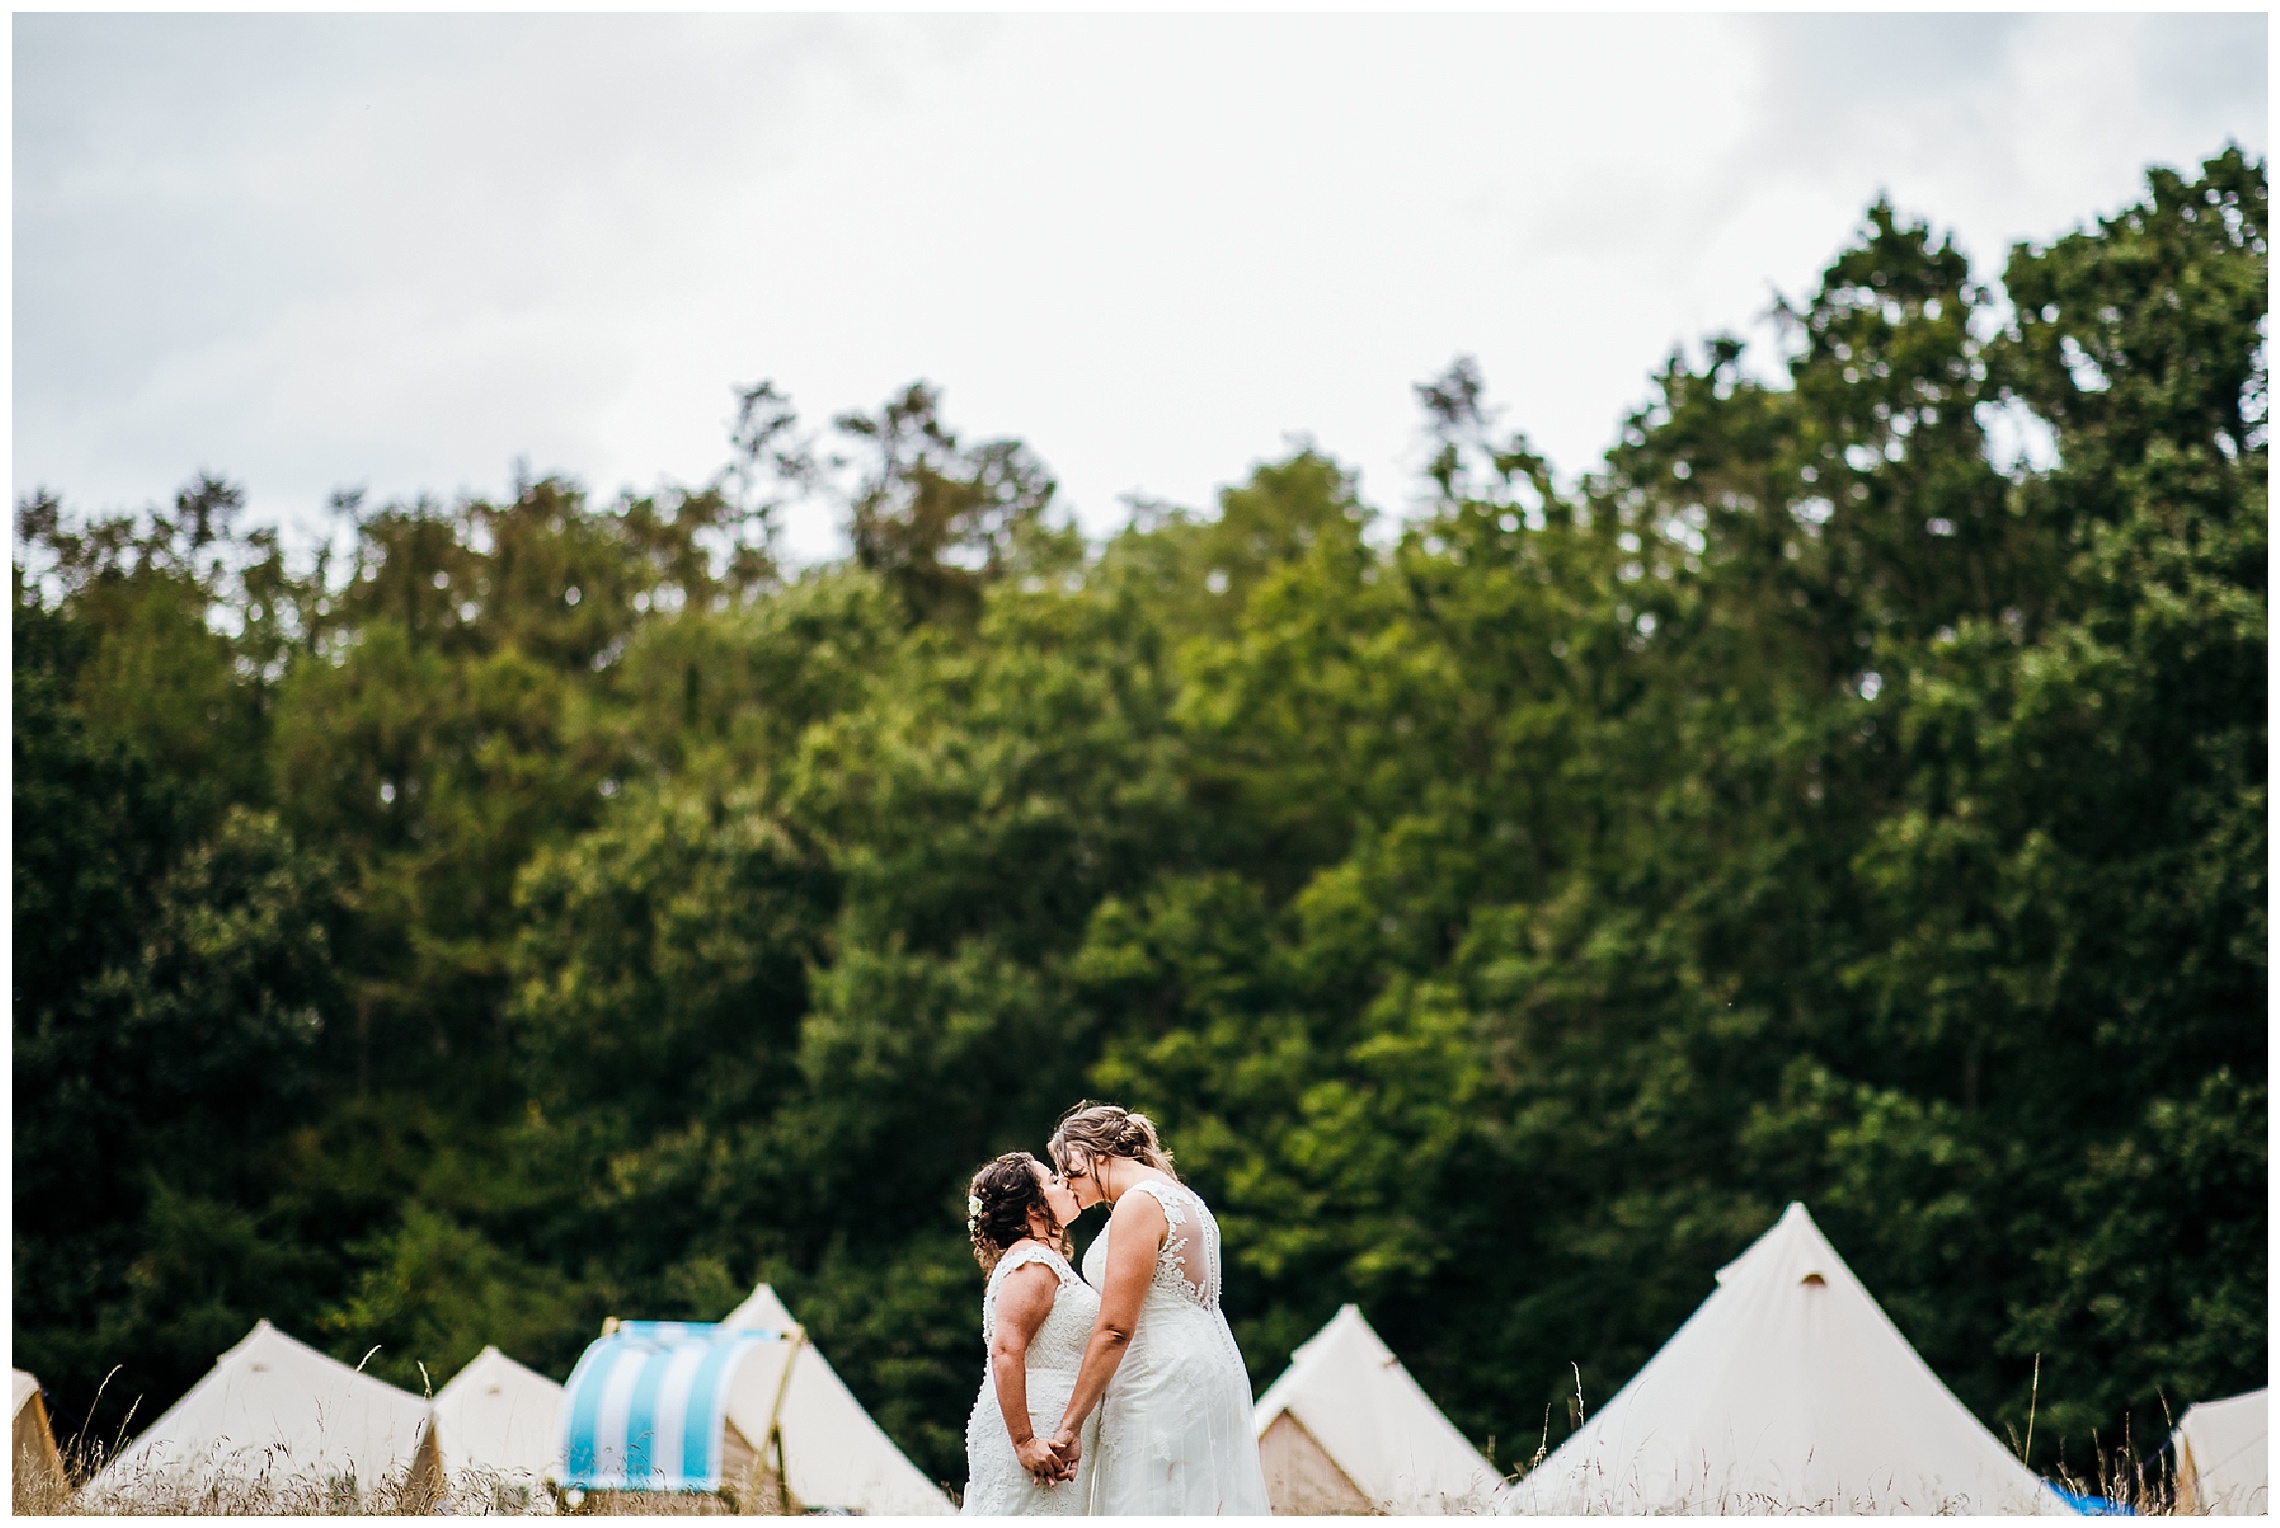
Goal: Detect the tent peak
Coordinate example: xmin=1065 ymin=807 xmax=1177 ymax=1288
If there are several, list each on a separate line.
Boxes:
xmin=1279 ymin=1303 xmax=1388 ymax=1375
xmin=1509 ymin=1204 xmax=2065 ymax=1515
xmin=1254 ymin=1303 xmax=1500 ymax=1514
xmin=1716 ymin=1202 xmax=1843 ymax=1288
xmin=723 ymin=1281 xmax=801 ymax=1335
xmin=89 ymin=1315 xmax=434 ymax=1509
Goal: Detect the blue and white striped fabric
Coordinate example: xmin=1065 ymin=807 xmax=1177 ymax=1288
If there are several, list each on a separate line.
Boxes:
xmin=556 ymin=1320 xmax=787 ymax=1493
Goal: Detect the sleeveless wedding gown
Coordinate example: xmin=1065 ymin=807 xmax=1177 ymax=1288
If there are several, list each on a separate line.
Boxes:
xmin=962 ymin=1243 xmax=1100 ymax=1515
xmin=1079 ymin=1179 xmax=1270 ymax=1515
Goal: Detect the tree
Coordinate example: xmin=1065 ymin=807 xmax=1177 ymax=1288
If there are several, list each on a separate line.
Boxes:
xmin=9 ymin=153 xmax=2262 ymax=1495
xmin=837 ymin=382 xmax=1067 ymax=625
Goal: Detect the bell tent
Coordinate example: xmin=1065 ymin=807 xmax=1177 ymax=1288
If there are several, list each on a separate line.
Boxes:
xmin=718 ymin=1282 xmax=951 ymax=1513
xmin=13 ymin=1369 xmax=67 ymax=1510
xmin=552 ymin=1285 xmax=951 ymax=1514
xmin=2173 ymin=1388 xmax=2267 ymax=1514
xmin=1502 ymin=1203 xmax=2070 ymax=1515
xmin=82 ymin=1320 xmax=438 ymax=1510
xmin=431 ymin=1346 xmax=565 ymax=1510
xmin=1253 ymin=1304 xmax=1502 ymax=1514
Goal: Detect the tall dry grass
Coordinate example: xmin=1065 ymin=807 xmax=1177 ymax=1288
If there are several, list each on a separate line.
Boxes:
xmin=27 ymin=1414 xmax=556 ymax=1516
xmin=2040 ymin=1421 xmax=2190 ymax=1516
xmin=31 ymin=1428 xmax=800 ymax=1516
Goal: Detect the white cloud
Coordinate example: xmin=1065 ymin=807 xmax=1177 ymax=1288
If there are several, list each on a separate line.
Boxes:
xmin=12 ymin=13 xmax=2266 ymax=565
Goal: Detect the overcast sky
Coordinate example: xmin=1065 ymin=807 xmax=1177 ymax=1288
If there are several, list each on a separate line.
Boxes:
xmin=13 ymin=12 xmax=2268 ymax=562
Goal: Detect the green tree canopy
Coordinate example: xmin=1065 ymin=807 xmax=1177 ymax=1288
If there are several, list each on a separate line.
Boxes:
xmin=13 ymin=148 xmax=2263 ymax=1492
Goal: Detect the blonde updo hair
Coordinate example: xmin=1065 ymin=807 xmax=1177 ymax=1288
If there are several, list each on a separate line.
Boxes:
xmin=1048 ymin=1101 xmax=1178 ymax=1181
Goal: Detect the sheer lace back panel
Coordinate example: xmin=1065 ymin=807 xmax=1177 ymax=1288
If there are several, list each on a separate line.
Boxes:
xmin=1127 ymin=1178 xmax=1222 ymax=1309
xmin=1076 ymin=1177 xmax=1269 ymax=1514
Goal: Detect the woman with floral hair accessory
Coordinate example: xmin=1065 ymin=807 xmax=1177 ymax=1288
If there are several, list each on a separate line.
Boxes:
xmin=959 ymin=1151 xmax=1098 ymax=1514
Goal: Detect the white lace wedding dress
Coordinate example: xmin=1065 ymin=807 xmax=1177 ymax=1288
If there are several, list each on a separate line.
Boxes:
xmin=1079 ymin=1179 xmax=1270 ymax=1515
xmin=963 ymin=1242 xmax=1100 ymax=1515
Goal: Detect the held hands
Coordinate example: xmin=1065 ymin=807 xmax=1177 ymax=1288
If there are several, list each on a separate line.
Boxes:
xmin=1015 ymin=1434 xmax=1072 ymax=1486
xmin=1047 ymin=1427 xmax=1083 ymax=1485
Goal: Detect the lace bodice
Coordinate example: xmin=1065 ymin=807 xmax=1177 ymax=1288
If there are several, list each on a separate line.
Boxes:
xmin=981 ymin=1242 xmax=1094 ymax=1373
xmin=964 ymin=1242 xmax=1099 ymax=1516
xmin=1082 ymin=1177 xmax=1223 ymax=1310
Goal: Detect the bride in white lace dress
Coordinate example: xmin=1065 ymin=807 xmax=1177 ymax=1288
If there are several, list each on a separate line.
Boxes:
xmin=1042 ymin=1104 xmax=1269 ymax=1515
xmin=962 ymin=1152 xmax=1100 ymax=1515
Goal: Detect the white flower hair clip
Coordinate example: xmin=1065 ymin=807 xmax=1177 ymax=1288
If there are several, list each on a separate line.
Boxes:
xmin=966 ymin=1192 xmax=983 ymax=1224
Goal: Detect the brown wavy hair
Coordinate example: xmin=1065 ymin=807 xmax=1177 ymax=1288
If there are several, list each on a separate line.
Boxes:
xmin=1047 ymin=1100 xmax=1177 ymax=1181
xmin=967 ymin=1151 xmax=1069 ymax=1272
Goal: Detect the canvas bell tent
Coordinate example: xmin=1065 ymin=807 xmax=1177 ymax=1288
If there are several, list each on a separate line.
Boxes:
xmin=553 ymin=1288 xmax=951 ymax=1515
xmin=1253 ymin=1304 xmax=1502 ymax=1514
xmin=1502 ymin=1203 xmax=2069 ymax=1515
xmin=719 ymin=1282 xmax=952 ymax=1513
xmin=81 ymin=1319 xmax=439 ymax=1511
xmin=431 ymin=1346 xmax=565 ymax=1511
xmin=2173 ymin=1388 xmax=2267 ymax=1514
xmin=13 ymin=1369 xmax=67 ymax=1510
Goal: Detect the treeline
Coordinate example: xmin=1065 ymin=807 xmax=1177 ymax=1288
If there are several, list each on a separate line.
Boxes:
xmin=14 ymin=150 xmax=2266 ymax=1486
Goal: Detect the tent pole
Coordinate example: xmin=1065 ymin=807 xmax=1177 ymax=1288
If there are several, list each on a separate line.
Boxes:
xmin=765 ymin=1329 xmax=806 ymax=1515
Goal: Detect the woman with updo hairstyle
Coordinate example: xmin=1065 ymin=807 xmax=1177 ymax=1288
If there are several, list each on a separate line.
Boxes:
xmin=1048 ymin=1102 xmax=1178 ymax=1179
xmin=1036 ymin=1102 xmax=1269 ymax=1514
xmin=959 ymin=1151 xmax=1098 ymax=1514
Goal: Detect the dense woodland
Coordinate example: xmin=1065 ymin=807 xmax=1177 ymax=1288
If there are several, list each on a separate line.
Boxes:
xmin=15 ymin=150 xmax=2266 ymax=1490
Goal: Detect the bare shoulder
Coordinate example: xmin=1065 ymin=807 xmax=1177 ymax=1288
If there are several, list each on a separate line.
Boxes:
xmin=994 ymin=1254 xmax=1063 ymax=1318
xmin=1001 ymin=1252 xmax=1062 ymax=1294
xmin=1110 ymin=1181 xmax=1171 ymax=1237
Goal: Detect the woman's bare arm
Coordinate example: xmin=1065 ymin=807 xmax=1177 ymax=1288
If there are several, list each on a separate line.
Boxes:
xmin=987 ymin=1260 xmax=1067 ymax=1481
xmin=1048 ymin=1191 xmax=1167 ymax=1463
